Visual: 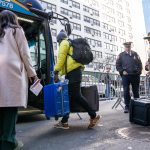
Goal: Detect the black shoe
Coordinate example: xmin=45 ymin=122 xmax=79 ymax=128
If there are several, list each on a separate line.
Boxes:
xmin=124 ymin=106 xmax=129 ymax=113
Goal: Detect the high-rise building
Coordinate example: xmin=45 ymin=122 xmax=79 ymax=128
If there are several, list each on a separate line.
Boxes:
xmin=39 ymin=0 xmax=146 ymax=74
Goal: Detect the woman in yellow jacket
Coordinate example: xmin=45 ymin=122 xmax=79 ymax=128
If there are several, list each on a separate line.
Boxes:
xmin=54 ymin=30 xmax=100 ymax=129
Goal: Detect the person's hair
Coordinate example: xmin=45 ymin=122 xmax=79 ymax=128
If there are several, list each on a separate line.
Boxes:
xmin=0 ymin=10 xmax=20 ymax=38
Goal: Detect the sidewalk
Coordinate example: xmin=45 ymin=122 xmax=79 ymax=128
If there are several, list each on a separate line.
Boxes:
xmin=17 ymin=100 xmax=150 ymax=150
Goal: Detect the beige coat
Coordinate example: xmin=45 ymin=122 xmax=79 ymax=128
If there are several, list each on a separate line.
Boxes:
xmin=0 ymin=28 xmax=36 ymax=108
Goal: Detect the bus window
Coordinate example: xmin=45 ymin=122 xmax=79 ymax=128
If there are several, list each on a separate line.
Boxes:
xmin=39 ymin=28 xmax=47 ymax=82
xmin=19 ymin=19 xmax=40 ymax=70
xmin=29 ymin=38 xmax=38 ymax=68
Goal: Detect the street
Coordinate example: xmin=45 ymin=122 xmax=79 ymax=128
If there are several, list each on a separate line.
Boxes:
xmin=17 ymin=100 xmax=150 ymax=150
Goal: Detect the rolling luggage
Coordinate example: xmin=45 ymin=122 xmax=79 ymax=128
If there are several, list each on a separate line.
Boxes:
xmin=44 ymin=81 xmax=70 ymax=118
xmin=129 ymin=99 xmax=150 ymax=126
xmin=70 ymin=85 xmax=99 ymax=112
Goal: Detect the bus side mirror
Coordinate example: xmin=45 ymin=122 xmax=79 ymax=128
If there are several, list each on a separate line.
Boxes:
xmin=65 ymin=23 xmax=71 ymax=36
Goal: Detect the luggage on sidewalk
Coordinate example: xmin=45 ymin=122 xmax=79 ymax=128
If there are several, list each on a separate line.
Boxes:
xmin=70 ymin=85 xmax=99 ymax=112
xmin=129 ymin=99 xmax=150 ymax=126
xmin=44 ymin=81 xmax=70 ymax=118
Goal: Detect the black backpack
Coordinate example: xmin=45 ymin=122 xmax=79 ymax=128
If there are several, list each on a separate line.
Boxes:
xmin=68 ymin=38 xmax=93 ymax=65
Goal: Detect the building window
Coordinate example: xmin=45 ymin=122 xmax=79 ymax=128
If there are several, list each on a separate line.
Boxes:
xmin=102 ymin=22 xmax=116 ymax=33
xmin=70 ymin=22 xmax=81 ymax=31
xmin=84 ymin=27 xmax=101 ymax=37
xmin=83 ymin=5 xmax=99 ymax=17
xmin=70 ymin=34 xmax=81 ymax=40
xmin=102 ymin=5 xmax=115 ymax=15
xmin=61 ymin=8 xmax=68 ymax=15
xmin=104 ymin=42 xmax=118 ymax=52
xmin=125 ymin=1 xmax=129 ymax=7
xmin=103 ymin=13 xmax=115 ymax=23
xmin=117 ymin=11 xmax=123 ymax=19
xmin=118 ymin=20 xmax=124 ymax=27
xmin=93 ymin=62 xmax=104 ymax=70
xmin=104 ymin=0 xmax=114 ymax=6
xmin=47 ymin=3 xmax=56 ymax=12
xmin=105 ymin=53 xmax=117 ymax=62
xmin=118 ymin=28 xmax=125 ymax=36
xmin=116 ymin=3 xmax=122 ymax=10
xmin=127 ymin=24 xmax=132 ymax=31
xmin=61 ymin=0 xmax=68 ymax=4
xmin=126 ymin=9 xmax=130 ymax=14
xmin=53 ymin=42 xmax=57 ymax=51
xmin=120 ymin=37 xmax=126 ymax=43
xmin=129 ymin=33 xmax=133 ymax=39
xmin=127 ymin=16 xmax=131 ymax=23
xmin=84 ymin=16 xmax=100 ymax=26
xmin=60 ymin=7 xmax=80 ymax=20
xmin=71 ymin=0 xmax=80 ymax=9
xmin=51 ymin=29 xmax=57 ymax=37
xmin=40 ymin=1 xmax=57 ymax=12
xmin=117 ymin=0 xmax=122 ymax=3
xmin=103 ymin=32 xmax=117 ymax=42
xmin=120 ymin=47 xmax=124 ymax=52
xmin=86 ymin=37 xmax=102 ymax=47
xmin=50 ymin=19 xmax=57 ymax=25
xmin=92 ymin=50 xmax=102 ymax=59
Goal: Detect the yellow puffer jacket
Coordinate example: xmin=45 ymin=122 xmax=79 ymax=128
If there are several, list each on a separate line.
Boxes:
xmin=54 ymin=39 xmax=84 ymax=76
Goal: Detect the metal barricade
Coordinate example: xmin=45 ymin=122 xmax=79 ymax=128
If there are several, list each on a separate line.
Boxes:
xmin=82 ymin=71 xmax=122 ymax=101
xmin=82 ymin=71 xmax=148 ymax=102
xmin=140 ymin=75 xmax=150 ymax=99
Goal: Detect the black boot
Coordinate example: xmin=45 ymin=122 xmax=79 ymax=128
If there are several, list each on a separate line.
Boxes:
xmin=124 ymin=106 xmax=129 ymax=113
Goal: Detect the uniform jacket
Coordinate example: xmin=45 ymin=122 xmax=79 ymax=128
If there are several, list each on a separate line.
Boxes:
xmin=145 ymin=58 xmax=150 ymax=71
xmin=0 ymin=28 xmax=36 ymax=108
xmin=116 ymin=50 xmax=142 ymax=76
xmin=54 ymin=39 xmax=84 ymax=76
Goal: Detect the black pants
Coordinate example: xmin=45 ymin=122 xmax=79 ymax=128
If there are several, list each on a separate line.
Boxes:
xmin=61 ymin=67 xmax=96 ymax=123
xmin=0 ymin=107 xmax=18 ymax=150
xmin=122 ymin=75 xmax=140 ymax=107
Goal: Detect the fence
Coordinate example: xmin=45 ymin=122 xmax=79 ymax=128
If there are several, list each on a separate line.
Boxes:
xmin=82 ymin=71 xmax=150 ymax=101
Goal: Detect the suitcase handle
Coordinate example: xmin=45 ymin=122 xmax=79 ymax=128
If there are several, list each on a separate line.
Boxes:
xmin=60 ymin=86 xmax=64 ymax=115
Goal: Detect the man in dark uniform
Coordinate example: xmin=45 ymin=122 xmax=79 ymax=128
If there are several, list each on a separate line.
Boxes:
xmin=116 ymin=42 xmax=142 ymax=113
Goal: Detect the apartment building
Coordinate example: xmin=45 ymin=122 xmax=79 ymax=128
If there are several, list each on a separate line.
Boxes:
xmin=39 ymin=0 xmax=146 ymax=74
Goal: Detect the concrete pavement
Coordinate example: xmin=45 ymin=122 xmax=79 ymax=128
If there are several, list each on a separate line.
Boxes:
xmin=16 ymin=100 xmax=150 ymax=150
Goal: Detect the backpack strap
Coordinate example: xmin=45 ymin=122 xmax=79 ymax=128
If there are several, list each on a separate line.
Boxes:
xmin=65 ymin=39 xmax=72 ymax=74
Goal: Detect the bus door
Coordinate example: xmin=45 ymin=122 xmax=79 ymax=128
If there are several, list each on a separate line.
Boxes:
xmin=19 ymin=17 xmax=48 ymax=109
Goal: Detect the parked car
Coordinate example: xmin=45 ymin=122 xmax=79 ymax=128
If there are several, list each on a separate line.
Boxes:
xmin=81 ymin=75 xmax=116 ymax=97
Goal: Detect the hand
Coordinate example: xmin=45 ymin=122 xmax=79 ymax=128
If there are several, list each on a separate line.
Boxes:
xmin=123 ymin=71 xmax=128 ymax=75
xmin=54 ymin=74 xmax=59 ymax=83
xmin=29 ymin=75 xmax=39 ymax=83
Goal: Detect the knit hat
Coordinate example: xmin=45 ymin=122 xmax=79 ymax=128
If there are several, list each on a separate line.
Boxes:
xmin=57 ymin=29 xmax=67 ymax=43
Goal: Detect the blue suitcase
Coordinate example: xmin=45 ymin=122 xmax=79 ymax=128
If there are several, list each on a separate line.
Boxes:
xmin=44 ymin=81 xmax=70 ymax=118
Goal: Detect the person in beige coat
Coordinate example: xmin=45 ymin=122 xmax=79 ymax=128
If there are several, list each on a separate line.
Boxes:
xmin=0 ymin=10 xmax=38 ymax=150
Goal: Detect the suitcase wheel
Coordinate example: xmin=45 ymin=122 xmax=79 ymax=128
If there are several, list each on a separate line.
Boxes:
xmin=55 ymin=116 xmax=59 ymax=121
xmin=46 ymin=116 xmax=50 ymax=120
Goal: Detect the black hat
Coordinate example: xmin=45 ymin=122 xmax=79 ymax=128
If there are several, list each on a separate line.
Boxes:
xmin=57 ymin=30 xmax=67 ymax=43
xmin=144 ymin=32 xmax=150 ymax=40
xmin=123 ymin=42 xmax=132 ymax=46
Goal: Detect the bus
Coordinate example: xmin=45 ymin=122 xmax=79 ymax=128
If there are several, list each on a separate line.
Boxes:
xmin=0 ymin=0 xmax=71 ymax=112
